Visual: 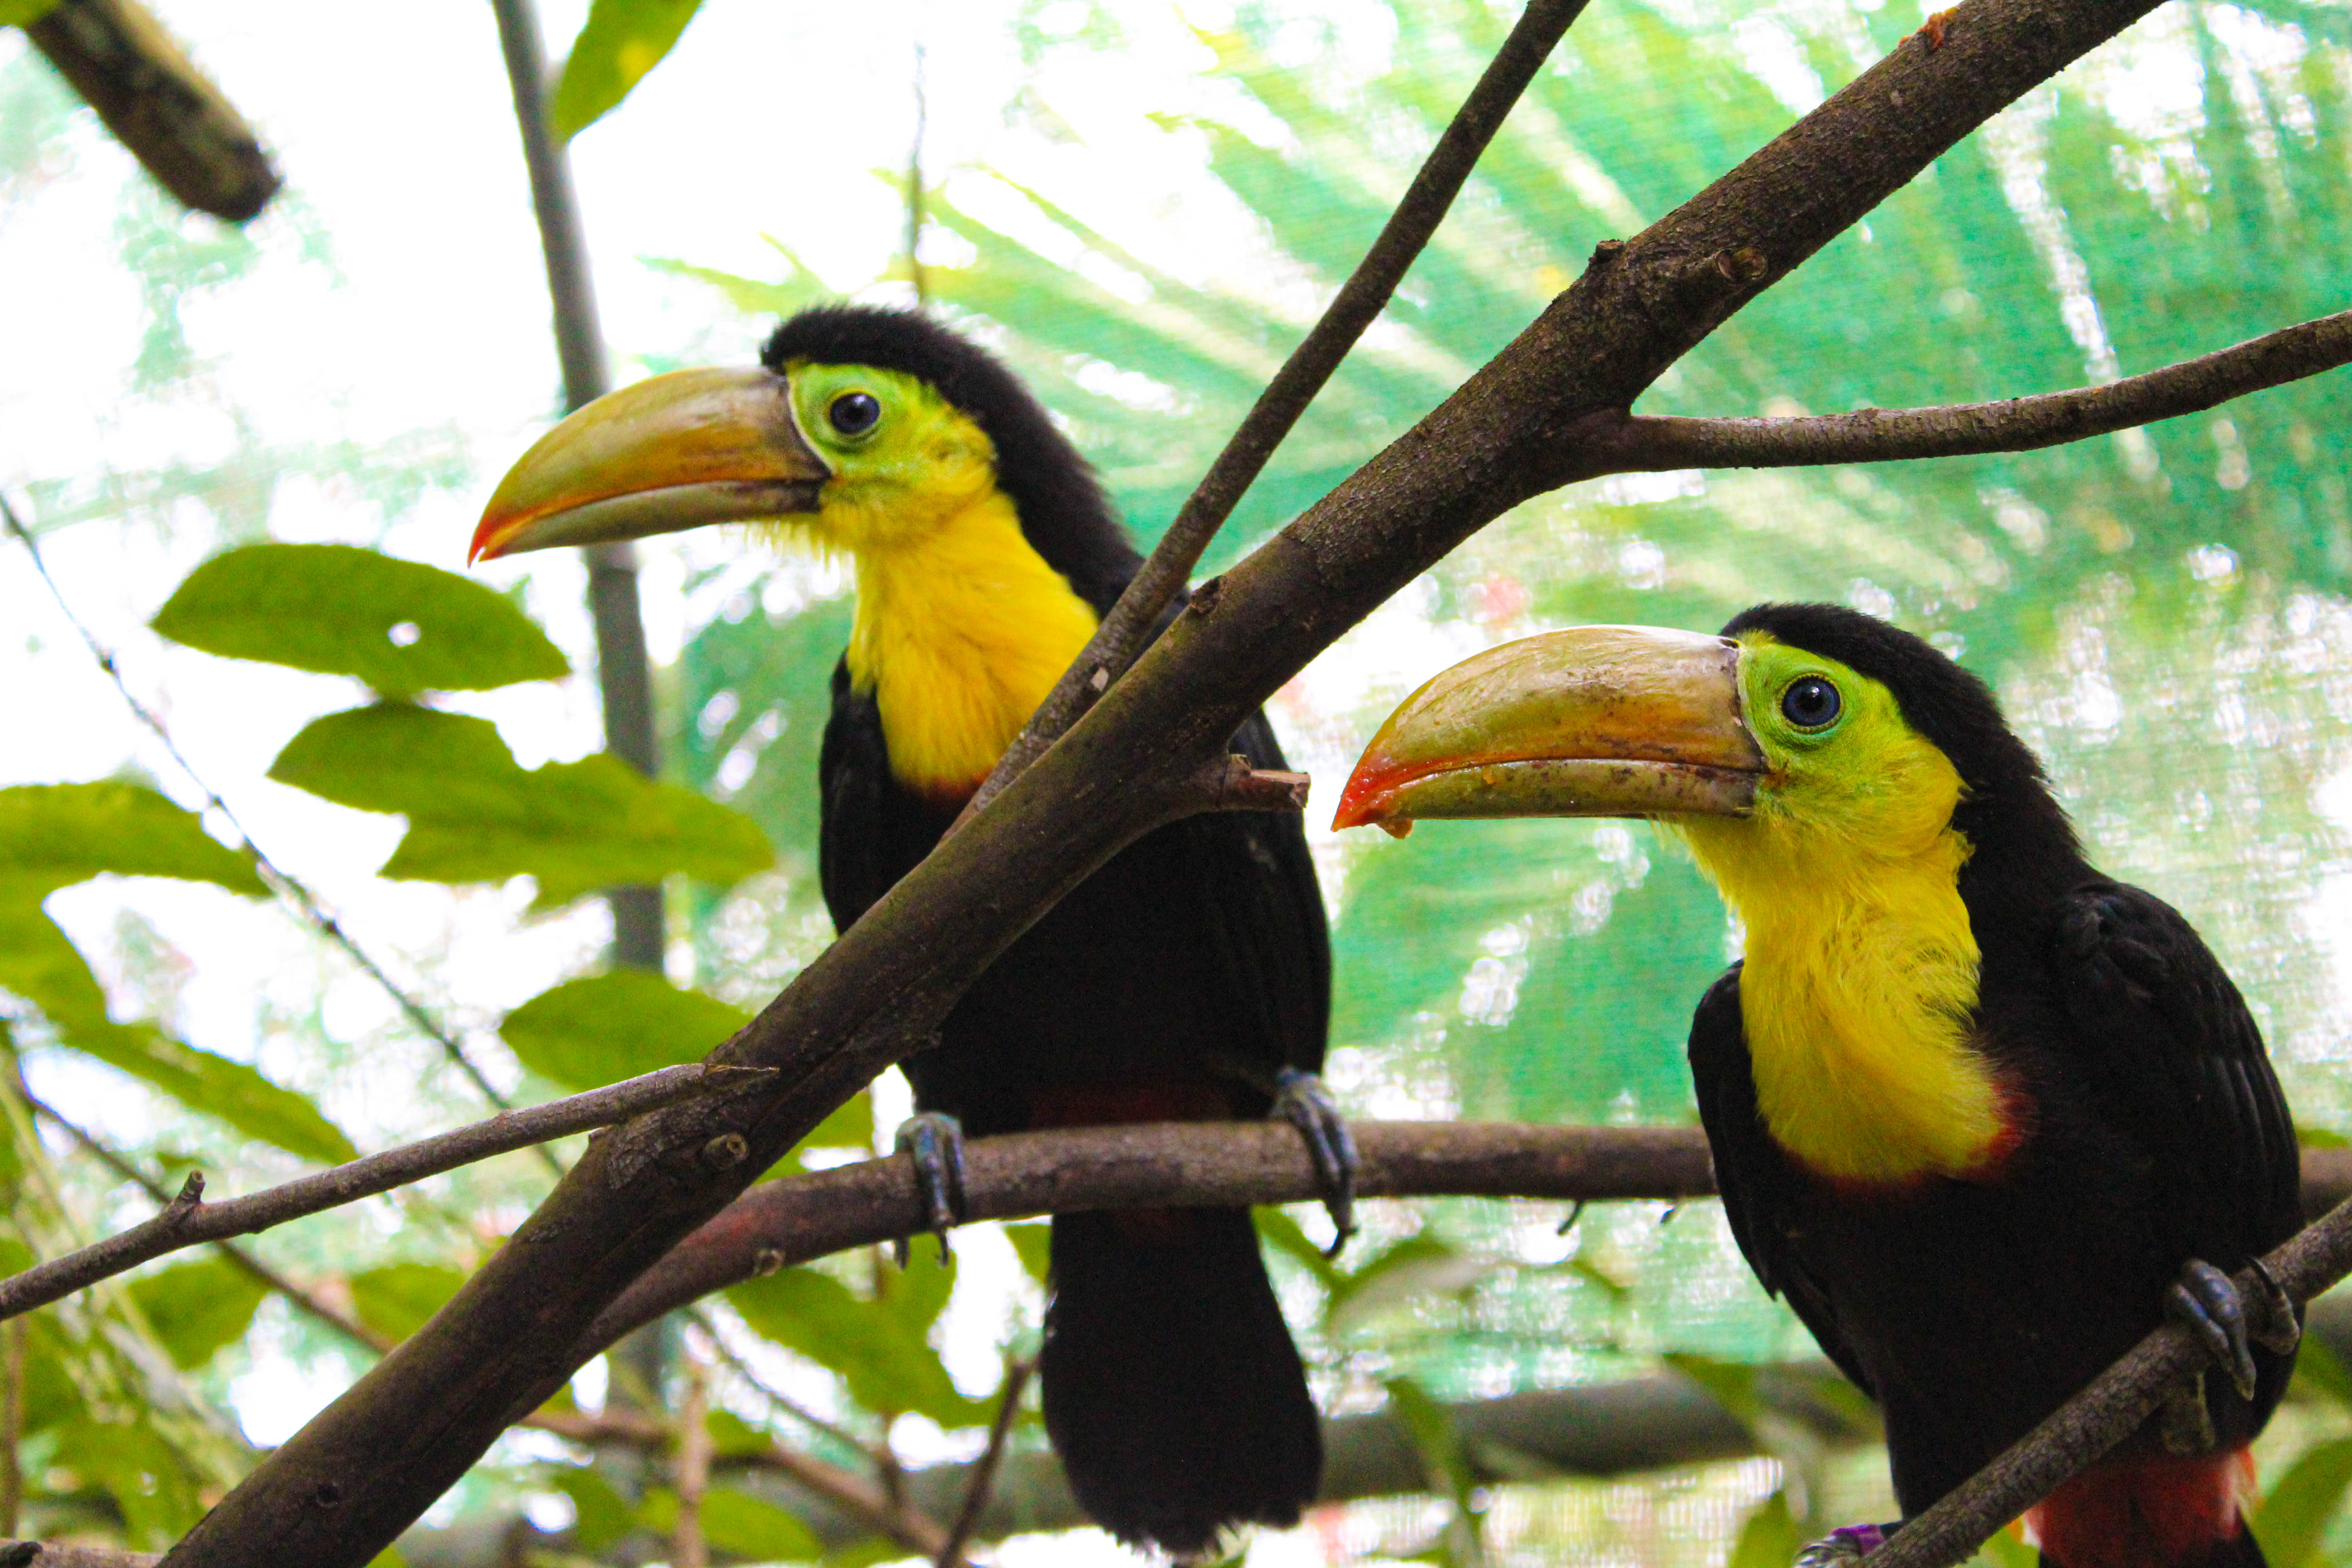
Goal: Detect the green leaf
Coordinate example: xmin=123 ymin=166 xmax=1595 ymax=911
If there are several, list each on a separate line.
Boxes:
xmin=2299 ymin=1126 xmax=2349 ymax=1149
xmin=1967 ymin=1524 xmax=2039 ymax=1568
xmin=127 ymin=1258 xmax=269 ymax=1369
xmin=1003 ymin=1221 xmax=1052 ymax=1286
xmin=1325 ymin=1234 xmax=1492 ymax=1338
xmin=1664 ymin=1352 xmax=1768 ymax=1437
xmin=0 ymin=781 xmax=265 ymax=896
xmin=702 ymin=1485 xmax=823 ymax=1559
xmin=706 ymin=1408 xmax=773 ymax=1458
xmin=549 ymin=0 xmax=704 ymax=141
xmin=2293 ymin=1333 xmax=2352 ymax=1411
xmin=728 ymin=1251 xmax=987 ymax=1427
xmin=270 ymin=705 xmax=771 ymax=905
xmin=2256 ymin=1435 xmax=2352 ymax=1568
xmin=549 ymin=1465 xmax=636 ymax=1553
xmin=500 ymin=971 xmax=751 ymax=1089
xmin=1729 ymin=1491 xmax=1801 ymax=1568
xmin=1254 ymin=1206 xmax=1345 ymax=1291
xmin=152 ymin=543 xmax=567 ymax=698
xmin=1385 ymin=1376 xmax=1471 ymax=1503
xmin=0 ymin=0 xmax=64 ymax=23
xmin=349 ymin=1262 xmax=466 ymax=1343
xmin=65 ymin=1021 xmax=358 ymax=1166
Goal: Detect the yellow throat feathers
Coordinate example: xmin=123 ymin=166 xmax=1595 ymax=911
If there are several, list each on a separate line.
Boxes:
xmin=845 ymin=485 xmax=1097 ymax=802
xmin=1675 ymin=642 xmax=2007 ymax=1186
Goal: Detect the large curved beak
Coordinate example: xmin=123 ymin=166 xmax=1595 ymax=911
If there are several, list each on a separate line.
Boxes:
xmin=470 ymin=367 xmax=829 ymax=564
xmin=1333 ymin=625 xmax=1766 ymax=836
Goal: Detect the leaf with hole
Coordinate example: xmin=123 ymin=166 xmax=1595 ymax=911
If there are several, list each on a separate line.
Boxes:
xmin=153 ymin=543 xmax=567 ymax=697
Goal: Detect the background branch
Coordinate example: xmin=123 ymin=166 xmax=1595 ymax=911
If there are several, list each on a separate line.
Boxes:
xmin=962 ymin=0 xmax=1597 ymax=819
xmin=1585 ymin=309 xmax=2352 ymax=472
xmin=22 ymin=0 xmax=278 ymax=223
xmin=0 ymin=1063 xmax=766 ymax=1322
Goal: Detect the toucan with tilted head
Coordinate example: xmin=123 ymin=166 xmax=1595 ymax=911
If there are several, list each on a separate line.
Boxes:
xmin=471 ymin=306 xmax=1352 ymax=1558
xmin=1335 ymin=604 xmax=2302 ymax=1568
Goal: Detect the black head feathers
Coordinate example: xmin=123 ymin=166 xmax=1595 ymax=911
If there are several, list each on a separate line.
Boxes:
xmin=1720 ymin=603 xmax=2078 ymax=864
xmin=763 ymin=306 xmax=1140 ymax=613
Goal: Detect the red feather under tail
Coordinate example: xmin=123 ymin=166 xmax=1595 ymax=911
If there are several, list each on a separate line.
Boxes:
xmin=2028 ymin=1449 xmax=2261 ymax=1568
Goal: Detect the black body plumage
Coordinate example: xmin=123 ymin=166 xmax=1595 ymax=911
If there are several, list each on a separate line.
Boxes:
xmin=1692 ymin=606 xmax=2301 ymax=1562
xmin=789 ymin=308 xmax=1329 ymax=1555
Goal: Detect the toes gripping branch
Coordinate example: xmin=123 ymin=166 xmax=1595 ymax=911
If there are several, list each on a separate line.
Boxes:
xmin=1274 ymin=1068 xmax=1360 ymax=1256
xmin=893 ymin=1111 xmax=967 ymax=1267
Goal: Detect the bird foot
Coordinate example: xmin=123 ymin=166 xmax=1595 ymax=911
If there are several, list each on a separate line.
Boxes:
xmin=2249 ymin=1257 xmax=2303 ymax=1355
xmin=2160 ymin=1375 xmax=2218 ymax=1456
xmin=1795 ymin=1522 xmax=1895 ymax=1567
xmin=891 ymin=1112 xmax=967 ymax=1267
xmin=1273 ymin=1067 xmax=1358 ymax=1257
xmin=2167 ymin=1259 xmax=2259 ymax=1402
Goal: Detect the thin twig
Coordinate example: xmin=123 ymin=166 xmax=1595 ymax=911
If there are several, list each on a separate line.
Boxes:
xmin=1867 ymin=1193 xmax=2352 ymax=1568
xmin=24 ymin=1093 xmax=392 ymax=1353
xmin=0 ymin=496 xmax=521 ymax=1116
xmin=937 ymin=1357 xmax=1033 ymax=1568
xmin=0 ymin=1064 xmax=769 ymax=1322
xmin=672 ymin=1350 xmax=712 ymax=1568
xmin=0 ymin=1318 xmax=21 ymax=1537
xmin=1581 ymin=309 xmax=2352 ymax=474
xmin=959 ymin=0 xmax=1597 ymax=821
xmin=761 ymin=1440 xmax=956 ymax=1558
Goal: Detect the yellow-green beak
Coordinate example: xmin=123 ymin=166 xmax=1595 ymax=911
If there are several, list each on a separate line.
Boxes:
xmin=1333 ymin=625 xmax=1765 ymax=836
xmin=470 ymin=367 xmax=828 ymax=564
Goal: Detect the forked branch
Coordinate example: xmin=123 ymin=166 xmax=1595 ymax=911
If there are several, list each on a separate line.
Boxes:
xmin=1582 ymin=309 xmax=2352 ymax=474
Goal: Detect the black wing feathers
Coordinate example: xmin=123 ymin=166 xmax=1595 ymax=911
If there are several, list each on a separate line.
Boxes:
xmin=2053 ymin=883 xmax=2302 ymax=1265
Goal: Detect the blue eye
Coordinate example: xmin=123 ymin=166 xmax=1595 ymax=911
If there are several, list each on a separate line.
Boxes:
xmin=1781 ymin=676 xmax=1841 ymax=729
xmin=828 ymin=392 xmax=881 ymax=436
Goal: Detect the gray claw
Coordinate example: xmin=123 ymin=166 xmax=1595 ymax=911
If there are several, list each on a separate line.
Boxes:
xmin=2248 ymin=1257 xmax=2302 ymax=1355
xmin=892 ymin=1111 xmax=966 ymax=1267
xmin=1274 ymin=1067 xmax=1358 ymax=1257
xmin=1794 ymin=1524 xmax=1891 ymax=1567
xmin=2168 ymin=1259 xmax=2258 ymax=1401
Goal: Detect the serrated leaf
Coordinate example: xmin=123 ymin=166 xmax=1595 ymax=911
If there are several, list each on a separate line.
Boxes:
xmin=2255 ymin=1435 xmax=2352 ymax=1568
xmin=270 ymin=705 xmax=771 ymax=906
xmin=127 ymin=1258 xmax=269 ymax=1369
xmin=501 ymin=971 xmax=750 ymax=1089
xmin=152 ymin=543 xmax=567 ymax=697
xmin=549 ymin=0 xmax=703 ymax=141
xmin=550 ymin=1465 xmax=636 ymax=1553
xmin=1729 ymin=1490 xmax=1800 ymax=1568
xmin=0 ymin=781 xmax=265 ymax=896
xmin=702 ymin=1485 xmax=822 ymax=1559
xmin=728 ymin=1250 xmax=987 ymax=1427
xmin=349 ymin=1261 xmax=467 ymax=1344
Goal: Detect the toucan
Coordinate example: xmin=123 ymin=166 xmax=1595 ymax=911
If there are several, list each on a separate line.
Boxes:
xmin=1334 ymin=604 xmax=2302 ymax=1568
xmin=470 ymin=306 xmax=1349 ymax=1557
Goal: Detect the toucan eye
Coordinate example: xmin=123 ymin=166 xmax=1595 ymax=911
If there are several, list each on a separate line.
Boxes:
xmin=1781 ymin=676 xmax=1842 ymax=730
xmin=828 ymin=392 xmax=882 ymax=437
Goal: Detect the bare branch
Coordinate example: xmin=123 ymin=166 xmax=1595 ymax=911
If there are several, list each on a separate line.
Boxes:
xmin=0 ymin=1064 xmax=768 ymax=1324
xmin=961 ymin=0 xmax=1599 ymax=822
xmin=673 ymin=1353 xmax=712 ymax=1568
xmin=0 ymin=1541 xmax=157 ymax=1568
xmin=22 ymin=0 xmax=279 ymax=223
xmin=758 ymin=1440 xmax=956 ymax=1560
xmin=1583 ymin=309 xmax=2352 ymax=473
xmin=938 ymin=1358 xmax=1033 ymax=1568
xmin=1868 ymin=1193 xmax=2352 ymax=1568
xmin=1173 ymin=755 xmax=1313 ymax=819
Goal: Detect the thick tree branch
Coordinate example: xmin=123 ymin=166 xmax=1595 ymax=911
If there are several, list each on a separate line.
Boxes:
xmin=1868 ymin=1193 xmax=2352 ymax=1568
xmin=157 ymin=0 xmax=2205 ymax=1559
xmin=963 ymin=0 xmax=1597 ymax=820
xmin=0 ymin=1064 xmax=766 ymax=1323
xmin=22 ymin=0 xmax=279 ymax=223
xmin=1583 ymin=309 xmax=2352 ymax=472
